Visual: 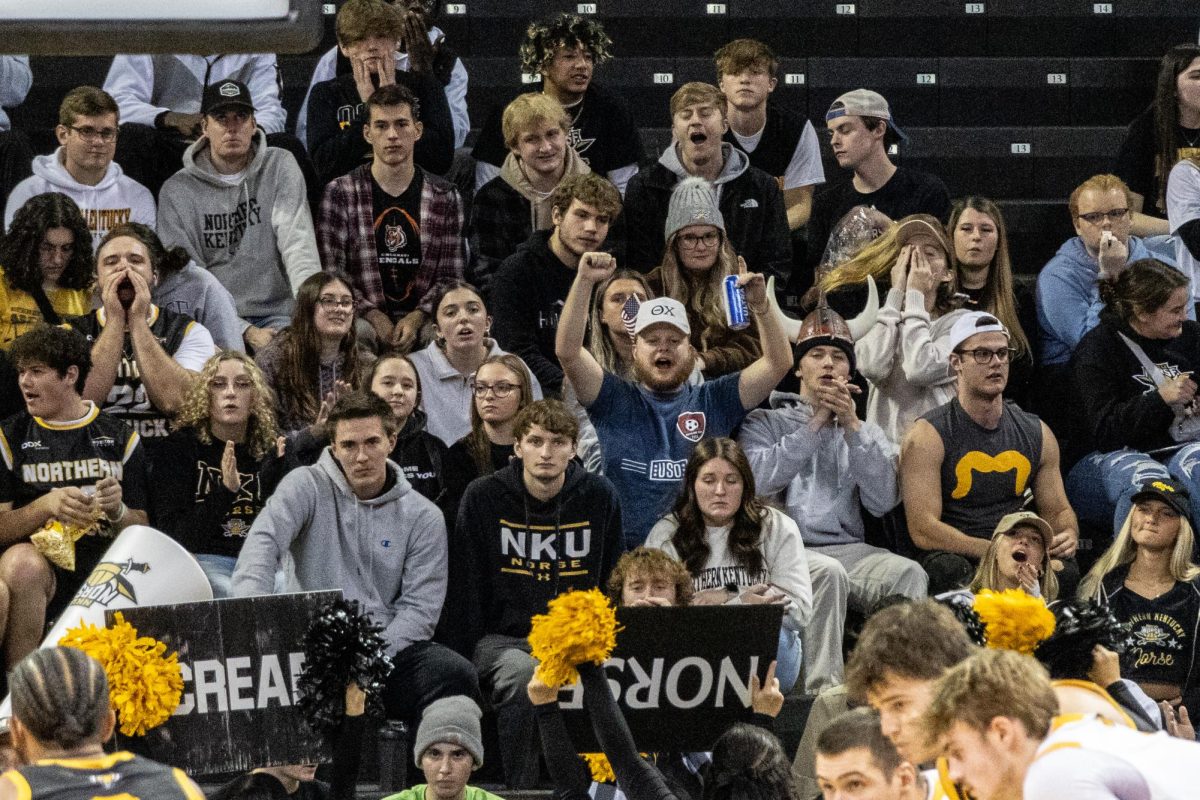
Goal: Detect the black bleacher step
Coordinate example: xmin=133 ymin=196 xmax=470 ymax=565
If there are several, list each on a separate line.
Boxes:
xmin=807 ymin=57 xmax=941 ymax=128
xmin=858 ymin=0 xmax=987 ymax=58
xmin=995 ymin=198 xmax=1075 ymax=274
xmin=1069 ymin=57 xmax=1156 ymax=127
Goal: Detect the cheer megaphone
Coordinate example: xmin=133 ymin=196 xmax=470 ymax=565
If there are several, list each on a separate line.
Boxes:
xmin=0 ymin=525 xmax=213 ymax=723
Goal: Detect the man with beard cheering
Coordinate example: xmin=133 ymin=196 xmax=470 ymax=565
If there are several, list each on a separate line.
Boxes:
xmin=556 ymin=251 xmax=791 ymax=547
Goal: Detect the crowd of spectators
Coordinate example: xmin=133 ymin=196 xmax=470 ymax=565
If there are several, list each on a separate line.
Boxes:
xmin=4 ymin=5 xmax=1200 ymax=800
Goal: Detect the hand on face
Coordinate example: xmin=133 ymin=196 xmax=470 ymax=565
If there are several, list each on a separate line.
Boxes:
xmin=890 ymin=245 xmax=913 ymax=291
xmin=906 ymin=246 xmax=937 ymax=296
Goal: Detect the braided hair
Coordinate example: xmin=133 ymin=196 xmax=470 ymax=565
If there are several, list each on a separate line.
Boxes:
xmin=10 ymin=647 xmax=110 ymax=750
xmin=702 ymin=723 xmax=798 ymax=800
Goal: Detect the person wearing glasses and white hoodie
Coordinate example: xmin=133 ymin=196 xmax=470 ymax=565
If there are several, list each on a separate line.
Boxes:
xmin=4 ymin=86 xmax=155 ymax=247
xmin=157 ymin=80 xmax=320 ymax=354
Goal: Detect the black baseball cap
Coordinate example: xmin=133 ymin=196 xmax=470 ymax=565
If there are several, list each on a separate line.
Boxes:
xmin=1131 ymin=478 xmax=1191 ymax=519
xmin=201 ymin=80 xmax=256 ymax=115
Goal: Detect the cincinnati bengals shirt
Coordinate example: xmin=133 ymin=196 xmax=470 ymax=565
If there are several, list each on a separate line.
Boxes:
xmin=371 ymin=172 xmax=423 ymax=317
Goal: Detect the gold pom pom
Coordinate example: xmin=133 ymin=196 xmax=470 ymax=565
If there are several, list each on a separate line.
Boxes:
xmin=528 ymin=588 xmax=621 ymax=688
xmin=973 ymin=589 xmax=1056 ymax=655
xmin=59 ymin=611 xmax=184 ymax=737
xmin=582 ymin=752 xmax=616 ymax=783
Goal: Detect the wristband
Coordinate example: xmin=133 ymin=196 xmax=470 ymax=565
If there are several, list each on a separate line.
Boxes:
xmin=107 ymin=502 xmax=127 ymax=524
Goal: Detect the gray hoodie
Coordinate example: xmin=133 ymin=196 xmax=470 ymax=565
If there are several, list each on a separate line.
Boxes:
xmin=157 ymin=129 xmax=320 ymax=326
xmin=658 ymin=140 xmax=749 ymax=187
xmin=153 ymin=261 xmax=246 ymax=352
xmin=738 ymin=390 xmax=899 ymax=547
xmin=231 ymin=448 xmax=447 ymax=655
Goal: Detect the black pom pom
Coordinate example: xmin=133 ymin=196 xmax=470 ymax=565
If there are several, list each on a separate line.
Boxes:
xmin=937 ymin=594 xmax=988 ymax=647
xmin=1035 ymin=599 xmax=1133 ymax=681
xmin=297 ymin=598 xmax=394 ymax=737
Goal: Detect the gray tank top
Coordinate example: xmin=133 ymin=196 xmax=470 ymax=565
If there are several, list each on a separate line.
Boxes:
xmin=923 ymin=398 xmax=1043 ymax=540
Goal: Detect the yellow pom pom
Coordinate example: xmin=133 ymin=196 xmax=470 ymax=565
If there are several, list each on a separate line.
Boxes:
xmin=973 ymin=589 xmax=1056 ymax=655
xmin=528 ymin=588 xmax=621 ymax=688
xmin=59 ymin=611 xmax=184 ymax=736
xmin=582 ymin=753 xmax=616 ymax=783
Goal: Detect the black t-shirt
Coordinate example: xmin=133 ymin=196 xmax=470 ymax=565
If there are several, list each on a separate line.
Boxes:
xmin=1113 ymin=106 xmax=1200 ymax=217
xmin=471 ymin=82 xmax=643 ymax=175
xmin=807 ymin=165 xmax=952 ymax=269
xmin=1111 ymin=579 xmax=1198 ymax=689
xmin=189 ymin=438 xmax=272 ymax=556
xmin=371 ymin=172 xmax=424 ymax=317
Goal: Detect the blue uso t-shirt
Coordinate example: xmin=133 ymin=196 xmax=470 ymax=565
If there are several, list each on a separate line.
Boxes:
xmin=587 ymin=371 xmax=746 ymax=547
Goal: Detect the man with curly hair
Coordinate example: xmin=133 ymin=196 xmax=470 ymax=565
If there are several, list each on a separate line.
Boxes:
xmin=470 ymin=12 xmax=642 ymax=196
xmin=0 ymin=325 xmax=148 ymax=670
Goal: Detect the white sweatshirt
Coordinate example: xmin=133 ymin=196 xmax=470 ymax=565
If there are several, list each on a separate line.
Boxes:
xmin=4 ymin=149 xmax=155 ymax=248
xmin=645 ymin=506 xmax=813 ymax=630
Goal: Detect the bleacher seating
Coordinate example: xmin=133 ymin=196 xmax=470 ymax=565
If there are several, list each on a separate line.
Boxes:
xmin=3 ymin=0 xmax=1177 ymax=275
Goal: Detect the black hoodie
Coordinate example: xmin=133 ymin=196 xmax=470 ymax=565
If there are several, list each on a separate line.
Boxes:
xmin=489 ymin=229 xmax=576 ymax=395
xmin=459 ymin=460 xmax=624 ymax=642
xmin=1070 ymin=310 xmax=1200 ymax=458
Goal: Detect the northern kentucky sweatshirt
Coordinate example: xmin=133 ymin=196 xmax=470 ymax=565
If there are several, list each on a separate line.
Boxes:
xmin=458 ymin=460 xmax=623 ymax=641
xmin=157 ymin=129 xmax=321 ymax=324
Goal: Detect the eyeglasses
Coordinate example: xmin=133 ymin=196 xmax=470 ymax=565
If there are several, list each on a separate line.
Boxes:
xmin=67 ymin=125 xmax=118 ymax=143
xmin=677 ymin=231 xmax=721 ymax=249
xmin=956 ymin=347 xmax=1017 ymax=364
xmin=317 ymin=296 xmax=354 ymax=310
xmin=1076 ymin=208 xmax=1129 ymax=225
xmin=472 ymin=381 xmax=519 ymax=398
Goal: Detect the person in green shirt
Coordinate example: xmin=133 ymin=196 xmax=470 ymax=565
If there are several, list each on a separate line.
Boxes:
xmin=384 ymin=695 xmax=505 ymax=800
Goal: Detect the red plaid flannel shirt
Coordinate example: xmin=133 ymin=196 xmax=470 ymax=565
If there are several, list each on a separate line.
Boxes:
xmin=317 ymin=164 xmax=465 ymax=316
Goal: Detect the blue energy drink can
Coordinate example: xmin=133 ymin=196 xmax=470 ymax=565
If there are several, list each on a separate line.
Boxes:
xmin=722 ymin=274 xmax=750 ymax=330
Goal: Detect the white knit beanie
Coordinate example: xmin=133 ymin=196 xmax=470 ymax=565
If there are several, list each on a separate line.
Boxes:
xmin=664 ymin=176 xmax=725 ymax=242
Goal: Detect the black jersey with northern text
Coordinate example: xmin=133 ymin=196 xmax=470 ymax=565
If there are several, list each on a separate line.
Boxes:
xmin=0 ymin=403 xmax=148 ymax=613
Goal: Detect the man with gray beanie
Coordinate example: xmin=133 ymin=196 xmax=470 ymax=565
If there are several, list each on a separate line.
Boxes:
xmin=739 ymin=299 xmax=926 ymax=693
xmin=383 ymin=696 xmax=502 ymax=800
xmin=807 ymin=88 xmax=950 ymax=282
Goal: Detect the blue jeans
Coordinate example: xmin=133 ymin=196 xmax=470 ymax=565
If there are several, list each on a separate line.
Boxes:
xmin=196 ymin=553 xmax=287 ymax=599
xmin=195 ymin=553 xmax=237 ymax=599
xmin=1065 ymin=445 xmax=1200 ymax=535
xmin=776 ymin=627 xmax=801 ymax=695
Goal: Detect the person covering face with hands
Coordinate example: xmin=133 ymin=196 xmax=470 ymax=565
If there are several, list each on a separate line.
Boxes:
xmin=68 ymin=224 xmax=216 ymax=450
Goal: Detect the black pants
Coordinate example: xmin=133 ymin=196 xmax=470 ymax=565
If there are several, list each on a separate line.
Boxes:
xmin=382 ymin=639 xmax=480 ymax=731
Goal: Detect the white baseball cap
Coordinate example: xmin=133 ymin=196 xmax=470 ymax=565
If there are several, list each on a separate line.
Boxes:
xmin=633 ymin=297 xmax=691 ymax=337
xmin=948 ymin=311 xmax=1009 ymax=353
